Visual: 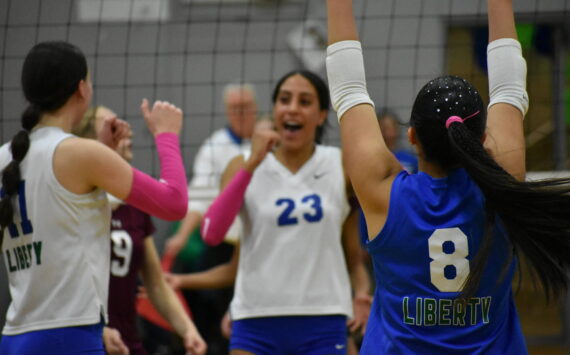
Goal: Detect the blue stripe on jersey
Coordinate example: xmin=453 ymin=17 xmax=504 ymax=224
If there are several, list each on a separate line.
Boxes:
xmin=361 ymin=169 xmax=527 ymax=354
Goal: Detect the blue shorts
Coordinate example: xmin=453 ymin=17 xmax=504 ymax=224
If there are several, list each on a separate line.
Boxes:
xmin=230 ymin=315 xmax=347 ymax=355
xmin=0 ymin=322 xmax=105 ymax=355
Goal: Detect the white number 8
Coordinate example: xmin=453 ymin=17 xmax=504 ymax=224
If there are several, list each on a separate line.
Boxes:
xmin=428 ymin=228 xmax=470 ymax=292
xmin=110 ymin=230 xmax=133 ymax=277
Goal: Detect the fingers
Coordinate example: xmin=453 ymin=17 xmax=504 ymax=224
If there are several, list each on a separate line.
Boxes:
xmin=164 ymin=273 xmax=179 ymax=289
xmin=140 ymin=98 xmax=150 ymax=120
xmin=348 ymin=317 xmax=365 ymax=334
xmin=265 ymin=130 xmax=281 ymax=150
xmin=184 ymin=332 xmax=207 ymax=355
xmin=104 ymin=327 xmax=129 ymax=355
xmin=186 ymin=340 xmax=207 ymax=355
xmin=220 ymin=311 xmax=232 ymax=339
xmin=347 ymin=317 xmax=359 ymax=333
xmin=152 ymin=100 xmax=182 ymax=116
xmin=141 ymin=99 xmax=183 ymax=136
xmin=137 ymin=285 xmax=148 ymax=299
xmin=115 ymin=339 xmax=129 ymax=355
xmin=111 ymin=119 xmax=132 ymax=142
xmin=257 ymin=130 xmax=280 ymax=153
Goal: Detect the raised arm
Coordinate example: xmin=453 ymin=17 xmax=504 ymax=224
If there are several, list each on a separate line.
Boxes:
xmin=201 ymin=129 xmax=279 ymax=246
xmin=62 ymin=100 xmax=189 ymax=221
xmin=485 ymin=0 xmax=527 ymax=180
xmin=326 ymin=0 xmax=401 ymax=228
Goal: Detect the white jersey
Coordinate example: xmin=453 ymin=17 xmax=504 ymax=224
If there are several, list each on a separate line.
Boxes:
xmin=0 ymin=127 xmax=110 ymax=335
xmin=189 ymin=127 xmax=250 ymax=242
xmin=231 ymin=145 xmax=352 ymax=320
xmin=188 ymin=127 xmax=250 ymax=213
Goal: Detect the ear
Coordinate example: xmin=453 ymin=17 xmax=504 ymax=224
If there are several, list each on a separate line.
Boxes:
xmin=318 ymin=109 xmax=327 ymax=126
xmin=407 ymin=127 xmax=417 ymax=146
xmin=77 ymin=79 xmax=89 ymax=101
xmin=317 ymin=110 xmax=328 ymax=127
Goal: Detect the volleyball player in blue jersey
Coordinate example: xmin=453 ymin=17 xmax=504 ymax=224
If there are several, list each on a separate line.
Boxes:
xmin=326 ymin=0 xmax=570 ymax=353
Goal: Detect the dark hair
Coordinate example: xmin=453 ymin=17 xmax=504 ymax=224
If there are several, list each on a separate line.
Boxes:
xmin=0 ymin=41 xmax=87 ymax=245
xmin=411 ymin=75 xmax=570 ymax=300
xmin=272 ymin=70 xmax=330 ymax=144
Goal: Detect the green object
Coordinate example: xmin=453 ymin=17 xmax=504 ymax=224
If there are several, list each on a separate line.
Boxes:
xmin=564 ymin=89 xmax=570 ymax=126
xmin=515 ymin=24 xmax=534 ymax=50
xmin=169 ymin=222 xmax=205 ymax=262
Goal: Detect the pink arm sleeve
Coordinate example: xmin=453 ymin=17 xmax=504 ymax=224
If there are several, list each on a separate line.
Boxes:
xmin=125 ymin=133 xmax=188 ymax=221
xmin=201 ymin=168 xmax=252 ymax=246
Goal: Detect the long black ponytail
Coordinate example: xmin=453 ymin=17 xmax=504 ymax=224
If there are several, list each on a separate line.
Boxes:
xmin=0 ymin=41 xmax=87 ymax=246
xmin=411 ymin=75 xmax=570 ymax=300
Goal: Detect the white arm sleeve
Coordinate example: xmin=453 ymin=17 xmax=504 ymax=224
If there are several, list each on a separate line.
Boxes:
xmin=487 ymin=38 xmax=529 ymax=117
xmin=326 ymin=40 xmax=375 ymax=122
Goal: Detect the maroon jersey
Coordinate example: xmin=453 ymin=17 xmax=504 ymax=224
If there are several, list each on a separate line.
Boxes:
xmin=108 ymin=204 xmax=155 ymax=354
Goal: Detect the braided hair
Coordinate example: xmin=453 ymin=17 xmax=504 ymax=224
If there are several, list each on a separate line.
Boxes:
xmin=0 ymin=41 xmax=87 ymax=246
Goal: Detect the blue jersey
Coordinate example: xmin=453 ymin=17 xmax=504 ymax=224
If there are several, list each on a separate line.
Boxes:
xmin=394 ymin=150 xmax=418 ymax=174
xmin=361 ymin=169 xmax=526 ymax=354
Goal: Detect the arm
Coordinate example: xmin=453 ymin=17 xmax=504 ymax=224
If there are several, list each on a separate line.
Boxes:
xmin=140 ymin=237 xmax=207 ymax=355
xmin=201 ymin=158 xmax=250 ymax=246
xmin=167 ymin=247 xmax=239 ymax=290
xmin=201 ymin=129 xmax=279 ymax=246
xmin=326 ymin=0 xmax=402 ymax=222
xmin=342 ymin=208 xmax=372 ymax=335
xmin=165 ymin=138 xmax=217 ymax=255
xmin=56 ymin=100 xmax=188 ymax=221
xmin=485 ymin=0 xmax=527 ymax=180
xmin=164 ymin=210 xmax=202 ymax=256
xmin=102 ymin=327 xmax=129 ymax=355
xmin=97 ymin=115 xmax=132 ymax=152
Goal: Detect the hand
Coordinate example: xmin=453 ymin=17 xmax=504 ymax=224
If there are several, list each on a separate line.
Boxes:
xmin=347 ymin=293 xmax=373 ymax=335
xmin=244 ymin=129 xmax=280 ymax=172
xmin=220 ymin=310 xmax=232 ymax=339
xmin=182 ymin=326 xmax=207 ymax=355
xmin=140 ymin=99 xmax=183 ymax=136
xmin=136 ymin=285 xmax=148 ymax=299
xmin=98 ymin=116 xmax=131 ymax=151
xmin=103 ymin=327 xmax=130 ymax=355
xmin=164 ymin=273 xmax=183 ymax=290
xmin=164 ymin=233 xmax=187 ymax=257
